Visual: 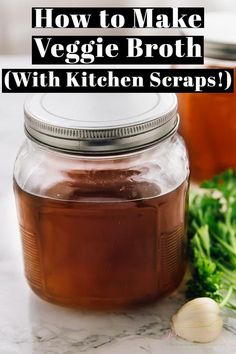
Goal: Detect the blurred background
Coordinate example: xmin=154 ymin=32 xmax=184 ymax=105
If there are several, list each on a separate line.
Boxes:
xmin=0 ymin=0 xmax=236 ymax=55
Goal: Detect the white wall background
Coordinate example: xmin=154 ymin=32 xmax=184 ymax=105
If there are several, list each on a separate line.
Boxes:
xmin=0 ymin=0 xmax=236 ymax=54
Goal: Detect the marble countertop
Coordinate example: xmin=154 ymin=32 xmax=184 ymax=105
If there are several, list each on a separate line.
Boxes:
xmin=0 ymin=56 xmax=236 ymax=354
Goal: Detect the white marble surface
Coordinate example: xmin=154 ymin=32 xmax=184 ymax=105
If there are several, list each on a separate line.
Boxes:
xmin=0 ymin=56 xmax=236 ymax=354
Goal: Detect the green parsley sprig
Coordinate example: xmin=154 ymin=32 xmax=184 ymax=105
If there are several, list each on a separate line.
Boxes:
xmin=187 ymin=169 xmax=236 ymax=310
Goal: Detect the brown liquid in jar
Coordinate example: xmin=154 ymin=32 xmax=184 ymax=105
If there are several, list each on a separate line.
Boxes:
xmin=178 ymin=67 xmax=236 ymax=182
xmin=14 ymin=168 xmax=188 ymax=310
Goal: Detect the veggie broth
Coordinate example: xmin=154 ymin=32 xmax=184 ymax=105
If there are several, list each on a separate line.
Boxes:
xmin=14 ymin=179 xmax=188 ymax=310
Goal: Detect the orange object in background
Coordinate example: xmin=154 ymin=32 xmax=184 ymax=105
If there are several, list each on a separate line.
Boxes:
xmin=178 ymin=13 xmax=236 ymax=182
xmin=179 ymin=70 xmax=236 ymax=181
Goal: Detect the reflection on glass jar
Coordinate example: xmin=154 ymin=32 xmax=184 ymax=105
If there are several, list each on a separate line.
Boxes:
xmin=178 ymin=12 xmax=236 ymax=181
xmin=14 ymin=93 xmax=189 ymax=310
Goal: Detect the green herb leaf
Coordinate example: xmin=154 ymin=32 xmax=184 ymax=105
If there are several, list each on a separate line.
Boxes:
xmin=187 ymin=169 xmax=236 ymax=310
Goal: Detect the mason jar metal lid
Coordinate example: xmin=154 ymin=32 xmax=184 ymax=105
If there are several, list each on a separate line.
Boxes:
xmin=24 ymin=93 xmax=178 ymax=155
xmin=204 ymin=12 xmax=236 ymax=61
xmin=183 ymin=12 xmax=236 ymax=61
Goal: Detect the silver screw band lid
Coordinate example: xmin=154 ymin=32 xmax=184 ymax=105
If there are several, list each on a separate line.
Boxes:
xmin=24 ymin=93 xmax=178 ymax=155
xmin=182 ymin=12 xmax=236 ymax=61
xmin=204 ymin=12 xmax=236 ymax=61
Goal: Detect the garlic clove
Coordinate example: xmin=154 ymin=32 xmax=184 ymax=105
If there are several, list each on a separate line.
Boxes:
xmin=171 ymin=297 xmax=223 ymax=343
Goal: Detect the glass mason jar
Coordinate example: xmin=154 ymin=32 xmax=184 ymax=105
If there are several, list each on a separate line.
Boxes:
xmin=14 ymin=93 xmax=189 ymax=310
xmin=178 ymin=12 xmax=236 ymax=182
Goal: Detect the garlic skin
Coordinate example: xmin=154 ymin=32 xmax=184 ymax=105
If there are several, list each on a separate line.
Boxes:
xmin=171 ymin=297 xmax=223 ymax=343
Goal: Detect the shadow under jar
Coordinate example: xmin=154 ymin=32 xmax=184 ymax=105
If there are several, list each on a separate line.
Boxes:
xmin=14 ymin=93 xmax=189 ymax=310
xmin=178 ymin=12 xmax=236 ymax=182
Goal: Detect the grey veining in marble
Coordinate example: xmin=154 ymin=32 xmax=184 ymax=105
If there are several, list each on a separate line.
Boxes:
xmin=0 ymin=56 xmax=236 ymax=354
